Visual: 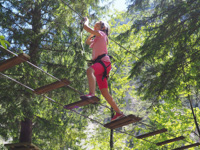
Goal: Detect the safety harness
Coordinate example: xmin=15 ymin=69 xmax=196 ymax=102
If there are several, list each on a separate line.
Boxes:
xmin=92 ymin=54 xmax=112 ymax=81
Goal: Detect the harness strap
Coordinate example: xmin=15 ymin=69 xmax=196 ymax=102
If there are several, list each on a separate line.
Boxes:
xmin=93 ymin=54 xmax=112 ymax=81
xmin=99 ymin=61 xmax=108 ymax=80
xmin=94 ymin=54 xmax=107 ymax=63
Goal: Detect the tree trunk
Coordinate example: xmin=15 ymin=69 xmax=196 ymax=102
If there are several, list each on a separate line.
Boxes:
xmin=109 ymin=83 xmax=114 ymax=150
xmin=110 ymin=109 xmax=114 ymax=150
xmin=19 ymin=1 xmax=41 ymax=144
xmin=19 ymin=118 xmax=32 ymax=143
xmin=110 ymin=129 xmax=113 ymax=150
xmin=29 ymin=2 xmax=42 ymax=65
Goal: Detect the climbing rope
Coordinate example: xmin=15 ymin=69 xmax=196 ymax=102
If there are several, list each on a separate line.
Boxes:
xmin=0 ymin=72 xmax=156 ymax=145
xmin=1 ymin=45 xmax=197 ymax=150
xmin=0 ymin=1 xmax=198 ymax=148
xmin=0 ymin=45 xmax=195 ymax=149
xmin=1 ymin=71 xmax=195 ymax=147
xmin=0 ymin=45 xmax=112 ymax=111
xmin=56 ymin=1 xmax=199 ymax=147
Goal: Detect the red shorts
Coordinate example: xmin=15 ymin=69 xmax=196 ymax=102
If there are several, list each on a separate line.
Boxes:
xmin=91 ymin=61 xmax=111 ymax=89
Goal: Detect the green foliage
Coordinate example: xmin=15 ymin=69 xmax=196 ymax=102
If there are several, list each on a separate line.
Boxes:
xmin=1 ymin=0 xmax=200 ymax=149
xmin=77 ymin=0 xmax=200 ymax=149
xmin=0 ymin=0 xmax=108 ymax=149
xmin=116 ymin=0 xmax=200 ymax=149
xmin=0 ymin=35 xmax=9 ymax=48
xmin=125 ymin=0 xmax=200 ymax=102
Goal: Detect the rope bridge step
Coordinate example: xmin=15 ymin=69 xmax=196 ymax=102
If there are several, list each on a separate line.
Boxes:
xmin=136 ymin=128 xmax=167 ymax=139
xmin=156 ymin=136 xmax=185 ymax=146
xmin=64 ymin=96 xmax=100 ymax=109
xmin=34 ymin=79 xmax=70 ymax=94
xmin=0 ymin=53 xmax=30 ymax=72
xmin=172 ymin=143 xmax=200 ymax=150
xmin=104 ymin=114 xmax=142 ymax=129
xmin=4 ymin=142 xmax=41 ymax=150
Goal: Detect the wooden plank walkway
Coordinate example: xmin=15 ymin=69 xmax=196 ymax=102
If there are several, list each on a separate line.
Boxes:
xmin=104 ymin=114 xmax=142 ymax=129
xmin=173 ymin=143 xmax=200 ymax=150
xmin=0 ymin=53 xmax=30 ymax=72
xmin=156 ymin=136 xmax=185 ymax=146
xmin=136 ymin=128 xmax=167 ymax=139
xmin=4 ymin=142 xmax=41 ymax=150
xmin=34 ymin=79 xmax=70 ymax=94
xmin=64 ymin=96 xmax=100 ymax=109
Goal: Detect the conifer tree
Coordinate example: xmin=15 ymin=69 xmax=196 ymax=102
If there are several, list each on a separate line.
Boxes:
xmin=0 ymin=0 xmax=106 ymax=149
xmin=124 ymin=0 xmax=200 ymax=139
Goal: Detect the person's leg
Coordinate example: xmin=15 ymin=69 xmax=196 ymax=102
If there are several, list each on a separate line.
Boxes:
xmin=94 ymin=62 xmax=121 ymax=113
xmin=86 ymin=67 xmax=96 ymax=95
xmin=100 ymin=88 xmax=121 ymax=113
xmin=95 ymin=61 xmax=124 ymax=120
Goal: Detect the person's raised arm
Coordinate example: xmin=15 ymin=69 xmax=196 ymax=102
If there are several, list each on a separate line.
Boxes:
xmin=83 ymin=17 xmax=101 ymax=37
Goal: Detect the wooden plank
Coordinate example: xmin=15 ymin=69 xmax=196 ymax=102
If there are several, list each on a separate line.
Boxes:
xmin=104 ymin=114 xmax=142 ymax=129
xmin=172 ymin=143 xmax=200 ymax=150
xmin=64 ymin=96 xmax=100 ymax=109
xmin=136 ymin=128 xmax=167 ymax=139
xmin=4 ymin=142 xmax=40 ymax=150
xmin=156 ymin=136 xmax=185 ymax=146
xmin=0 ymin=53 xmax=30 ymax=72
xmin=34 ymin=78 xmax=70 ymax=94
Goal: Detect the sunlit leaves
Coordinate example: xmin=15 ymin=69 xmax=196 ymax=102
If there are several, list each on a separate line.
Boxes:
xmin=0 ymin=0 xmax=106 ymax=149
xmin=0 ymin=35 xmax=10 ymax=48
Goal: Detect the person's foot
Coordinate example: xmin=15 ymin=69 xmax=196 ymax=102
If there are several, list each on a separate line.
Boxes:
xmin=111 ymin=112 xmax=125 ymax=121
xmin=80 ymin=93 xmax=95 ymax=100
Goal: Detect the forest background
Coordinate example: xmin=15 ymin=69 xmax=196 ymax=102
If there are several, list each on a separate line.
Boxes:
xmin=0 ymin=0 xmax=200 ymax=149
